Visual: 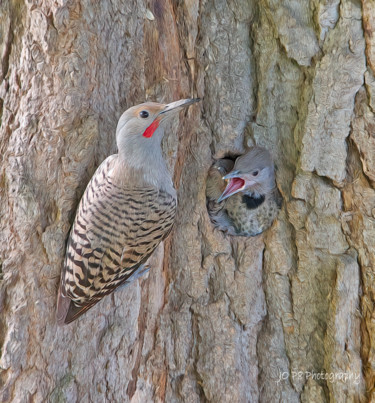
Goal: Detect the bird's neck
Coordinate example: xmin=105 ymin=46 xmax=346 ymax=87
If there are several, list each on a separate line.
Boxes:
xmin=116 ymin=135 xmax=175 ymax=196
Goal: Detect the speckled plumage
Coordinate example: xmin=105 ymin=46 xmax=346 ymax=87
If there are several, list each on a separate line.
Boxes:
xmin=206 ymin=147 xmax=282 ymax=236
xmin=57 ymin=99 xmax=199 ymax=324
xmin=58 ymin=157 xmax=176 ymax=324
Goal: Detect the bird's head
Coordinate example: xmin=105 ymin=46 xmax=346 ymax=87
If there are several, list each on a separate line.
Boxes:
xmin=116 ymin=99 xmax=200 ymax=160
xmin=218 ymin=147 xmax=276 ymax=202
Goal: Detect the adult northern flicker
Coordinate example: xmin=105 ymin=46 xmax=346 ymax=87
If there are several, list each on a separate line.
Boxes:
xmin=206 ymin=146 xmax=281 ymax=236
xmin=57 ymin=98 xmax=200 ymax=325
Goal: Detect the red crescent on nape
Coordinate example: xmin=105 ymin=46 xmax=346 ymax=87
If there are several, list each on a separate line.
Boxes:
xmin=143 ymin=119 xmax=160 ymax=138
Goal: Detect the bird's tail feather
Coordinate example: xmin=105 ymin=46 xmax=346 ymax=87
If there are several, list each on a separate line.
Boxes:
xmin=63 ymin=300 xmax=98 ymax=325
xmin=56 ymin=284 xmax=98 ymax=325
xmin=56 ymin=284 xmax=71 ymax=326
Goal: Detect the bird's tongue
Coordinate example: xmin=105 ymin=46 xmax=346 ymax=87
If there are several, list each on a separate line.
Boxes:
xmin=221 ymin=177 xmax=245 ymax=199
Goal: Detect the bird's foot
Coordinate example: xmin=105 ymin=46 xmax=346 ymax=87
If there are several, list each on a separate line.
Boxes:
xmin=115 ymin=264 xmax=151 ymax=292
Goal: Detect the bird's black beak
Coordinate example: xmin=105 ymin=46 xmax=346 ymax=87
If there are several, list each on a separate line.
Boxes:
xmin=159 ymin=98 xmax=201 ymax=115
xmin=222 ymin=170 xmax=240 ymax=180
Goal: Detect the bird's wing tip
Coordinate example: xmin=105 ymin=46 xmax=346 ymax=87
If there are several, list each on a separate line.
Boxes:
xmin=56 ymin=283 xmax=100 ymax=325
xmin=56 ymin=287 xmax=71 ymax=326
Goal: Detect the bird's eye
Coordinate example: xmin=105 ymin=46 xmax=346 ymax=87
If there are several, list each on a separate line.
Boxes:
xmin=252 ymin=170 xmax=259 ymax=176
xmin=139 ymin=110 xmax=149 ymax=118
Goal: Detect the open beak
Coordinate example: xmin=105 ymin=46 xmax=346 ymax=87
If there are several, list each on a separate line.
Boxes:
xmin=159 ymin=98 xmax=200 ymax=116
xmin=218 ymin=171 xmax=250 ymax=202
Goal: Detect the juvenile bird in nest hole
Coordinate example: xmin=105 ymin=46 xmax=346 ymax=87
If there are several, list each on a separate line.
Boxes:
xmin=206 ymin=146 xmax=282 ymax=236
xmin=56 ymin=98 xmax=200 ymax=325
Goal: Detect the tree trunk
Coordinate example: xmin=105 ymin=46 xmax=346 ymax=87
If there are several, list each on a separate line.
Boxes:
xmin=0 ymin=0 xmax=373 ymax=401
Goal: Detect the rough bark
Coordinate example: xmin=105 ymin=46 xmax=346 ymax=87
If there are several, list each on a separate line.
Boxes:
xmin=0 ymin=0 xmax=373 ymax=402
